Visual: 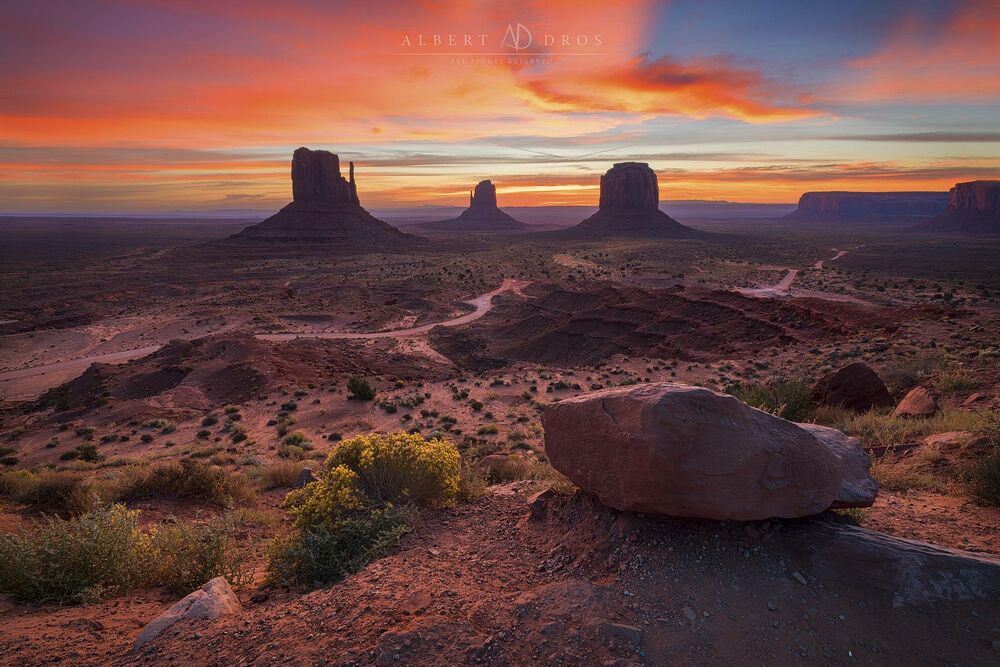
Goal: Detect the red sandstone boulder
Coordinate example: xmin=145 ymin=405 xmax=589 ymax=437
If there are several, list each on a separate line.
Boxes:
xmin=796 ymin=423 xmax=878 ymax=508
xmin=892 ymin=386 xmax=938 ymax=418
xmin=811 ymin=362 xmax=893 ymax=412
xmin=542 ymin=383 xmax=874 ymax=520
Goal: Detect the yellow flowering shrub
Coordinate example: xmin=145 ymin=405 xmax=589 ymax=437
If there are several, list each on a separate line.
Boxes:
xmin=281 ymin=432 xmax=460 ymax=531
xmin=271 ymin=432 xmax=460 ymax=587
xmin=326 ymin=431 xmax=461 ymax=508
xmin=281 ymin=465 xmax=364 ymax=530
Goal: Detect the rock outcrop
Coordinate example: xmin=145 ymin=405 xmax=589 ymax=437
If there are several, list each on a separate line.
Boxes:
xmin=225 ymin=147 xmax=424 ymax=253
xmin=562 ymin=163 xmax=700 ymax=238
xmin=923 ymin=180 xmax=1000 ymax=234
xmin=290 ymin=147 xmax=360 ymax=205
xmin=786 ymin=191 xmax=948 ymax=222
xmin=133 ymin=577 xmax=241 ymax=651
xmin=811 ymin=362 xmax=893 ymax=412
xmin=542 ymin=383 xmax=876 ymax=520
xmin=893 ymin=386 xmax=938 ymax=418
xmin=421 ymin=180 xmax=527 ymax=232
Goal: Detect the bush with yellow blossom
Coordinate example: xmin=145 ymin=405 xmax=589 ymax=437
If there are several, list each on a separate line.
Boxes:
xmin=271 ymin=432 xmax=461 ymax=587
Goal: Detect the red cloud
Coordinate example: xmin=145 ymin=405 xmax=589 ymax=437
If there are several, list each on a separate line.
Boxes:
xmin=519 ymin=54 xmax=821 ymax=123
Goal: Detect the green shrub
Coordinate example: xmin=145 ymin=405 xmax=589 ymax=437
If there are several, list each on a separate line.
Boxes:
xmin=267 ymin=505 xmax=411 ymax=587
xmin=283 ymin=431 xmax=311 ymax=448
xmin=936 ymin=371 xmax=978 ymax=394
xmin=149 ymin=516 xmax=255 ymax=594
xmin=0 ymin=505 xmax=255 ymax=604
xmin=111 ymin=460 xmax=256 ymax=507
xmin=0 ymin=505 xmax=151 ymax=603
xmin=966 ymin=450 xmax=1000 ymax=507
xmin=815 ymin=407 xmax=998 ymax=448
xmin=347 ymin=376 xmax=376 ymax=401
xmin=250 ymin=461 xmax=307 ymax=490
xmin=0 ymin=470 xmax=100 ymax=517
xmin=879 ymin=352 xmax=942 ymax=396
xmin=727 ymin=379 xmax=813 ymax=422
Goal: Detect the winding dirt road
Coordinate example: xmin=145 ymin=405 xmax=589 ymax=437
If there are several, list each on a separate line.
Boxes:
xmin=0 ymin=279 xmax=529 ymax=397
xmin=257 ymin=278 xmax=530 ymax=341
xmin=739 ymin=247 xmax=855 ymax=298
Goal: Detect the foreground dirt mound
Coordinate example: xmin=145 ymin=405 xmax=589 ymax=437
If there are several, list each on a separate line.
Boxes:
xmin=429 ymin=283 xmax=911 ymax=368
xmin=36 ymin=333 xmax=449 ymax=415
xmin=121 ymin=485 xmax=1000 ymax=666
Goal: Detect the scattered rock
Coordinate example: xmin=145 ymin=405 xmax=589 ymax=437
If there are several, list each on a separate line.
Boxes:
xmin=922 ymin=431 xmax=991 ymax=457
xmin=292 ymin=466 xmax=318 ymax=489
xmin=527 ymin=488 xmax=558 ymax=522
xmin=597 ymin=622 xmax=643 ymax=644
xmin=132 ymin=577 xmax=241 ymax=651
xmin=892 ymin=386 xmax=938 ymax=418
xmin=962 ymin=392 xmax=987 ymax=407
xmin=811 ymin=362 xmax=893 ymax=411
xmin=543 ymin=383 xmax=866 ymax=520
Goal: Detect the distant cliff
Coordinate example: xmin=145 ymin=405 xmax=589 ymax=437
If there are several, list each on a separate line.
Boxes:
xmin=922 ymin=181 xmax=1000 ymax=234
xmin=786 ymin=191 xmax=948 ymax=222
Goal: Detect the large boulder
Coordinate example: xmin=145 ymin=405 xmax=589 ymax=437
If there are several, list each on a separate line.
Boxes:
xmin=797 ymin=423 xmax=878 ymax=508
xmin=892 ymin=386 xmax=938 ymax=418
xmin=543 ymin=383 xmax=875 ymax=520
xmin=133 ymin=577 xmax=241 ymax=651
xmin=811 ymin=362 xmax=893 ymax=412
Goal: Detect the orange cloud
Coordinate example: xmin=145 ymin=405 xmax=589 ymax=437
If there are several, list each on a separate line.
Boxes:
xmin=519 ymin=54 xmax=821 ymax=122
xmin=844 ymin=1 xmax=1000 ymax=101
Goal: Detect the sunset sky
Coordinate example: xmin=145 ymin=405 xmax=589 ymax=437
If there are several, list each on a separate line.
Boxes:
xmin=1 ymin=0 xmax=999 ymax=212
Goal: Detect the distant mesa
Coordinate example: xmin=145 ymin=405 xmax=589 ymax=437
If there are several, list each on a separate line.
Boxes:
xmin=560 ymin=162 xmax=700 ymax=238
xmin=420 ymin=180 xmax=527 ymax=232
xmin=785 ymin=191 xmax=948 ymax=222
xmin=227 ymin=147 xmax=423 ymax=252
xmin=922 ymin=180 xmax=1000 ymax=234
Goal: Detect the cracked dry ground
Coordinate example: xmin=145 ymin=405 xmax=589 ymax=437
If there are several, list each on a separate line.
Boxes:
xmin=112 ymin=484 xmax=1000 ymax=667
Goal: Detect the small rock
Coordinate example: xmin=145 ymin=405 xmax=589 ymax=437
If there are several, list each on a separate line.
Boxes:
xmin=597 ymin=622 xmax=644 ymax=644
xmin=133 ymin=577 xmax=241 ymax=651
xmin=792 ymin=572 xmax=808 ymax=586
xmin=681 ymin=606 xmax=697 ymax=623
xmin=892 ymin=386 xmax=938 ymax=418
xmin=292 ymin=467 xmax=318 ymax=489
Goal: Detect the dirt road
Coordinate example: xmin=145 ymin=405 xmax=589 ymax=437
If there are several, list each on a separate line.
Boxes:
xmin=739 ymin=247 xmax=856 ymax=298
xmin=257 ymin=278 xmax=529 ymax=342
xmin=0 ymin=279 xmax=529 ymax=397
